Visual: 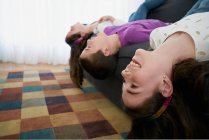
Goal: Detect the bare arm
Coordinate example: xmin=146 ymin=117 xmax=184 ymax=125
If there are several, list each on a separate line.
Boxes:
xmin=98 ymin=15 xmax=116 ymax=23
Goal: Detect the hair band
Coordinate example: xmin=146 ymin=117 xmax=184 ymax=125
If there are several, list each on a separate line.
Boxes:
xmin=147 ymin=96 xmax=172 ymax=121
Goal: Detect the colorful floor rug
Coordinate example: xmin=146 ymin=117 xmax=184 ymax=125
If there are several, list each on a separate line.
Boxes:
xmin=0 ymin=68 xmax=131 ymax=139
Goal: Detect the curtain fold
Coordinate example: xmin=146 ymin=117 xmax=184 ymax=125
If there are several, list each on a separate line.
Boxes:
xmin=0 ymin=0 xmax=141 ymax=65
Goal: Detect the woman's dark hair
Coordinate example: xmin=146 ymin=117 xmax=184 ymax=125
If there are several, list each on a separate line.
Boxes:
xmin=126 ymin=58 xmax=209 ymax=139
xmin=65 ymin=32 xmax=93 ymax=88
xmin=79 ymin=50 xmax=118 ymax=80
xmin=65 ymin=33 xmax=81 ymax=47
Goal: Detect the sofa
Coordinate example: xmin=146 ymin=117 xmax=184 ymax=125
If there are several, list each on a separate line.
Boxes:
xmin=84 ymin=0 xmax=198 ymax=109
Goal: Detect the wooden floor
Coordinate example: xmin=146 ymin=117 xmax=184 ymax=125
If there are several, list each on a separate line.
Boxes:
xmin=0 ymin=62 xmax=69 ymax=72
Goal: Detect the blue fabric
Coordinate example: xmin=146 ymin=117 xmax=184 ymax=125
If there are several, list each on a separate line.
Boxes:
xmin=128 ymin=0 xmax=166 ymax=22
xmin=185 ymin=0 xmax=209 ymax=16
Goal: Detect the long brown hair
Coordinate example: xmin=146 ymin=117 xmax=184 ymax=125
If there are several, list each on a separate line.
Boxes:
xmin=126 ymin=59 xmax=209 ymax=138
xmin=66 ymin=32 xmax=93 ymax=88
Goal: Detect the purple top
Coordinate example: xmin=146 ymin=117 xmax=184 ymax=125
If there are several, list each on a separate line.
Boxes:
xmin=104 ymin=19 xmax=170 ymax=47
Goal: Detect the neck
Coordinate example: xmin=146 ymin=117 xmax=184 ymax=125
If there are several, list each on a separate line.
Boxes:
xmin=153 ymin=33 xmax=195 ymax=77
xmin=158 ymin=33 xmax=194 ymax=62
xmin=108 ymin=34 xmax=121 ymax=54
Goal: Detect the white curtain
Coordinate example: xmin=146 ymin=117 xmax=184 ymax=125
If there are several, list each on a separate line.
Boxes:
xmin=0 ymin=0 xmax=143 ymax=65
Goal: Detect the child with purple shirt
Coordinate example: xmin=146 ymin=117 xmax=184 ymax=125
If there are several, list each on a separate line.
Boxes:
xmin=103 ymin=19 xmax=170 ymax=47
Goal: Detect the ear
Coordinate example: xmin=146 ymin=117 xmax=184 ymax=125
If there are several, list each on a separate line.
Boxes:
xmin=159 ymin=75 xmax=173 ymax=97
xmin=103 ymin=48 xmax=111 ymax=56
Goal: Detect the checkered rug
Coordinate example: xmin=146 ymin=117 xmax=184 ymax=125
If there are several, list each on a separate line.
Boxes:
xmin=0 ymin=68 xmax=131 ymax=139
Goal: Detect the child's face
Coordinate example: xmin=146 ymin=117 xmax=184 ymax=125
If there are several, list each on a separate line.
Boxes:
xmin=80 ymin=32 xmax=111 ymax=59
xmin=66 ymin=22 xmax=87 ymax=38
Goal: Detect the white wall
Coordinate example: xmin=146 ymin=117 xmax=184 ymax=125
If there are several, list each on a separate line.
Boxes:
xmin=0 ymin=0 xmax=145 ymax=64
xmin=65 ymin=0 xmax=145 ymax=24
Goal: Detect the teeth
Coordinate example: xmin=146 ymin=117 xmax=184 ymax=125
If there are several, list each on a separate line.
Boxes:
xmin=130 ymin=60 xmax=140 ymax=67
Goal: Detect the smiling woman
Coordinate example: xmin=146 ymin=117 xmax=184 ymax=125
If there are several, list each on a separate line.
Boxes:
xmin=0 ymin=0 xmax=141 ymax=65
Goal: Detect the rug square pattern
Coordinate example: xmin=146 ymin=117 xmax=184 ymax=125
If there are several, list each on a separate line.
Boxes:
xmin=47 ymin=103 xmax=73 ymax=115
xmin=54 ymin=124 xmax=88 ymax=139
xmin=50 ymin=112 xmax=79 ymax=127
xmin=0 ymin=69 xmax=131 ymax=139
xmin=82 ymin=120 xmax=117 ymax=138
xmin=21 ymin=116 xmax=52 ymax=132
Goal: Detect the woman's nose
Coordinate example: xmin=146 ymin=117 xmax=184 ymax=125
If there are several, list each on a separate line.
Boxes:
xmin=121 ymin=68 xmax=131 ymax=79
xmin=70 ymin=26 xmax=74 ymax=31
xmin=135 ymin=49 xmax=144 ymax=55
xmin=135 ymin=48 xmax=150 ymax=57
xmin=76 ymin=22 xmax=80 ymax=25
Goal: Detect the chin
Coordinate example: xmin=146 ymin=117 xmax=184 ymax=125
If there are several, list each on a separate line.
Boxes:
xmin=122 ymin=94 xmax=137 ymax=109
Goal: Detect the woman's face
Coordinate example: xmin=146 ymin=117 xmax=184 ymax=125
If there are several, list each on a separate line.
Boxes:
xmin=67 ymin=22 xmax=87 ymax=38
xmin=122 ymin=49 xmax=163 ymax=109
xmin=80 ymin=32 xmax=110 ymax=59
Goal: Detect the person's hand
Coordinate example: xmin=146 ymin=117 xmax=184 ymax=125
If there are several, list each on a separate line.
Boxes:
xmin=98 ymin=15 xmax=116 ymax=23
